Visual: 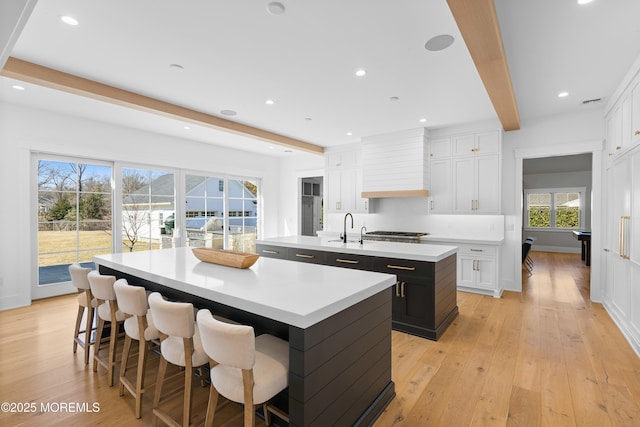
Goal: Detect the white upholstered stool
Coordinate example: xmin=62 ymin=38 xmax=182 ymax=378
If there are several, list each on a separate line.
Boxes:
xmin=196 ymin=309 xmax=289 ymax=427
xmin=148 ymin=292 xmax=208 ymax=427
xmin=88 ymin=270 xmax=126 ymax=387
xmin=69 ymin=263 xmax=97 ymax=365
xmin=114 ymin=279 xmax=160 ymax=419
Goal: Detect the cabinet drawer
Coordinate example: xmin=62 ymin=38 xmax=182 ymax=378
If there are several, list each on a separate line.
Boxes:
xmin=325 ymin=253 xmax=373 ymax=270
xmin=256 ymin=244 xmax=288 ymax=260
xmin=372 ymin=257 xmax=433 ymax=278
xmin=287 ymin=248 xmax=326 ymax=264
xmin=458 ymin=245 xmax=497 ymax=257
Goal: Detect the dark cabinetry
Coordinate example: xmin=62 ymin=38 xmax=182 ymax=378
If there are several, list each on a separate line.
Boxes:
xmin=256 ymin=243 xmax=458 ymax=340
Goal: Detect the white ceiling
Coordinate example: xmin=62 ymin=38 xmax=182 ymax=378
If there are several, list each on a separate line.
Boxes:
xmin=2 ymin=0 xmax=640 ymax=156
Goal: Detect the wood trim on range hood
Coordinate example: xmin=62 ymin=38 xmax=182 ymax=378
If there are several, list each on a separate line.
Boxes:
xmin=361 ymin=190 xmax=429 ymax=198
xmin=1 ymin=57 xmax=324 ymax=155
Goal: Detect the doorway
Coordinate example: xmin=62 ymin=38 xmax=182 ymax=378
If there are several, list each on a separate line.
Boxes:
xmin=300 ymin=177 xmax=323 ymax=236
xmin=514 ymin=140 xmax=602 ymax=302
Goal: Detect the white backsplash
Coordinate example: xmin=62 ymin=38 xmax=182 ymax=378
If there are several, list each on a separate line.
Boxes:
xmin=324 ymin=197 xmax=504 ymax=240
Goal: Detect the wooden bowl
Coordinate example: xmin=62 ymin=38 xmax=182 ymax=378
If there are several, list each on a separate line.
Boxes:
xmin=192 ymin=248 xmax=260 ymax=269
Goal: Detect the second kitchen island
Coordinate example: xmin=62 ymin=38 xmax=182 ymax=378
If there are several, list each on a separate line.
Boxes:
xmin=256 ymin=236 xmax=458 ymax=341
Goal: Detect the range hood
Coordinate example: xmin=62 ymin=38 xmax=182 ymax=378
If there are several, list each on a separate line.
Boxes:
xmin=361 ymin=128 xmax=429 ymax=199
xmin=361 ymin=189 xmax=429 ymax=198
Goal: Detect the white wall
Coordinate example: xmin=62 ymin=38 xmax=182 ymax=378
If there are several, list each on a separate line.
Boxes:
xmin=0 ymin=102 xmax=289 ymax=310
xmin=502 ymin=108 xmax=605 ymax=296
xmin=275 ymin=153 xmax=325 ymax=237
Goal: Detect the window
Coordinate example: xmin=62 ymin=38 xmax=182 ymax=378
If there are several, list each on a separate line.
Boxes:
xmin=121 ymin=168 xmax=175 ymax=252
xmin=181 ymin=174 xmax=260 ymax=252
xmin=525 ymin=188 xmax=584 ymax=230
xmin=37 ymin=157 xmax=113 ymax=285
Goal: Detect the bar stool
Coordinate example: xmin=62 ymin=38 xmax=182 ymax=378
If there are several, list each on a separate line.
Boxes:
xmin=114 ymin=279 xmax=160 ymax=419
xmin=148 ymin=292 xmax=208 ymax=427
xmin=88 ymin=270 xmax=126 ymax=386
xmin=69 ymin=264 xmax=97 ymax=365
xmin=196 ymin=309 xmax=289 ymax=427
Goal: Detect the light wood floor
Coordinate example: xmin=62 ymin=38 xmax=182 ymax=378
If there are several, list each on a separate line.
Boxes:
xmin=1 ymin=252 xmax=639 ymax=426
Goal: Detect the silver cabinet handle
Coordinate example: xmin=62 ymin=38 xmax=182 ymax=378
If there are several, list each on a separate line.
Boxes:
xmin=470 ymin=248 xmax=483 ymax=252
xmin=395 ymin=281 xmax=401 ymax=297
xmin=336 ymin=259 xmax=359 ymax=264
xmin=262 ymin=249 xmax=278 ymax=254
xmin=295 ymin=254 xmax=314 ymax=259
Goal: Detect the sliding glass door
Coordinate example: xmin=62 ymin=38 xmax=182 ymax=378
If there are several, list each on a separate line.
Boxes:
xmin=35 ymin=156 xmax=113 ymax=298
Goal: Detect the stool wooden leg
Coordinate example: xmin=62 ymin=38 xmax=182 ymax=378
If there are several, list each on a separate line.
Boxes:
xmin=73 ymin=305 xmax=83 ymax=353
xmin=204 ymin=381 xmax=219 ymax=427
xmin=84 ymin=306 xmax=94 ymax=365
xmin=153 ymin=356 xmax=168 ymax=410
xmin=93 ymin=318 xmax=105 ymax=373
xmin=107 ymin=320 xmax=118 ymax=386
xmin=135 ymin=340 xmax=147 ymax=419
xmin=119 ymin=335 xmax=132 ymax=397
xmin=242 ymin=370 xmax=255 ymax=427
xmin=183 ymin=338 xmax=194 ymax=427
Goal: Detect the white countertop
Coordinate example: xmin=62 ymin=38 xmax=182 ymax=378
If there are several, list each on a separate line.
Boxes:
xmin=256 ymin=236 xmax=458 ymax=262
xmin=421 ymin=235 xmax=504 ymax=245
xmin=94 ymin=247 xmax=396 ymax=329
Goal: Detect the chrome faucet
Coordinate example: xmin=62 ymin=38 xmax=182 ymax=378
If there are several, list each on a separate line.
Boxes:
xmin=360 ymin=225 xmax=367 ymax=245
xmin=342 ymin=213 xmax=353 ymax=243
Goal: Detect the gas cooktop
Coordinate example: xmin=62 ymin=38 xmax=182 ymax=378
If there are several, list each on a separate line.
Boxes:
xmin=363 ymin=231 xmax=428 ymax=242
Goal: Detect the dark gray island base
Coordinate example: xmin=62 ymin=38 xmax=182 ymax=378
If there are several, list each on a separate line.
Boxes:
xmin=98 ymin=263 xmax=394 ymax=427
xmin=257 ymin=243 xmax=458 ymax=341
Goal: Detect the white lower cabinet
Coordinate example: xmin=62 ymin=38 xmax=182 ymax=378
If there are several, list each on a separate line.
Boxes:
xmin=455 ymin=244 xmax=501 ymax=298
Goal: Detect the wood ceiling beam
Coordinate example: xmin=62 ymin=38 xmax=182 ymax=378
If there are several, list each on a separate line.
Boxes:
xmin=1 ymin=57 xmax=324 ymax=155
xmin=447 ymin=0 xmax=520 ymax=131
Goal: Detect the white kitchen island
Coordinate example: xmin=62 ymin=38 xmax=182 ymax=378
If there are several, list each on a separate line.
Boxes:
xmin=94 ymin=247 xmax=397 ymax=427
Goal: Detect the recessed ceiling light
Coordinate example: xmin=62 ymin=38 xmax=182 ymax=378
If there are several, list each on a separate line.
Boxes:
xmin=284 ymin=149 xmax=293 ymax=153
xmin=389 ymin=96 xmax=399 ymax=102
xmin=169 ymin=63 xmax=184 ymax=70
xmin=183 ymin=126 xmax=191 ymax=130
xmin=60 ymin=15 xmax=79 ymax=26
xmin=265 ymin=99 xmax=275 ymax=105
xmin=355 ymin=69 xmax=367 ymax=77
xmin=269 ymin=146 xmax=275 ymax=150
xmin=305 ymin=117 xmax=312 ymax=121
xmin=558 ymin=91 xmax=569 ymax=98
xmin=12 ymin=85 xmax=25 ymax=91
xmin=346 ymin=132 xmax=353 ymax=136
xmin=266 ymin=2 xmax=286 ymax=15
xmin=577 ymin=0 xmax=593 ymax=5
xmin=221 ymin=109 xmax=237 ymax=116
xmin=419 ymin=118 xmax=427 ymax=123
xmin=425 ymin=34 xmax=454 ymax=52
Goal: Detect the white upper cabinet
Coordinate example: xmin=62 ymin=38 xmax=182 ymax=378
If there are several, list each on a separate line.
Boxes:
xmin=428 ymin=158 xmax=452 ymax=213
xmin=325 ymin=145 xmax=369 ymax=213
xmin=431 ymin=128 xmax=502 ymax=215
xmin=632 ymin=80 xmax=640 ymax=146
xmin=429 ymin=137 xmax=451 ymax=159
xmin=452 ymin=130 xmax=500 ymax=157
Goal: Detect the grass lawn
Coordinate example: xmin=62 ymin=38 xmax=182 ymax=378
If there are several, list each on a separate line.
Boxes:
xmin=38 ymin=230 xmax=160 ymax=265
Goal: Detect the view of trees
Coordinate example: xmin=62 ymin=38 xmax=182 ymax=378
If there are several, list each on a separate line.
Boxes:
xmin=38 ymin=161 xmax=112 ymax=229
xmin=527 ymin=191 xmax=580 ymax=229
